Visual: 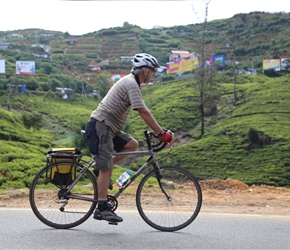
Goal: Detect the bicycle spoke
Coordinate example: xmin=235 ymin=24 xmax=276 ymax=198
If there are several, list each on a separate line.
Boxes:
xmin=29 ymin=162 xmax=97 ymax=229
xmin=136 ymin=166 xmax=202 ymax=232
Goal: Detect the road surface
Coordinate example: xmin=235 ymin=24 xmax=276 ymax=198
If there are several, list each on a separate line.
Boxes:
xmin=0 ymin=209 xmax=289 ymax=249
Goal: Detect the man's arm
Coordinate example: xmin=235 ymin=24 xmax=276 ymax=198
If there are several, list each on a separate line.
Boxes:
xmin=136 ymin=107 xmax=163 ymax=135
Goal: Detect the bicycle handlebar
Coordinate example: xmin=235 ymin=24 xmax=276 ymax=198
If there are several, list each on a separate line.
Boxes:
xmin=144 ymin=130 xmax=174 ymax=153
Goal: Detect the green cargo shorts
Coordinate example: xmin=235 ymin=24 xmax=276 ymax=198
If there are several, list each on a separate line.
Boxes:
xmin=93 ymin=120 xmax=133 ymax=170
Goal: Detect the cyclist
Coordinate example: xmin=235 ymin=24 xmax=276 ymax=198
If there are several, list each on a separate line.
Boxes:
xmin=85 ymin=53 xmax=173 ymax=223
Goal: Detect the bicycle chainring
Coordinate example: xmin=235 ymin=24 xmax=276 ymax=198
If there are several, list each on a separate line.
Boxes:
xmin=107 ymin=195 xmax=118 ymax=211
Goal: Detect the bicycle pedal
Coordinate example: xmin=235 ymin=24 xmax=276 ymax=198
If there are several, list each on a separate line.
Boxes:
xmin=108 ymin=221 xmax=118 ymax=225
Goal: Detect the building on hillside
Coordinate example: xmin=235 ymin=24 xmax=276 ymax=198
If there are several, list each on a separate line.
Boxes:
xmin=31 ymin=44 xmax=51 ymax=60
xmin=38 ymin=34 xmax=54 ymax=38
xmin=153 ymin=25 xmax=164 ymax=29
xmin=238 ymin=68 xmax=257 ymax=75
xmin=0 ymin=43 xmax=10 ymax=49
xmin=88 ymin=60 xmax=101 ymax=71
xmin=65 ymin=40 xmax=77 ymax=45
xmin=55 ymin=87 xmax=74 ymax=99
xmin=168 ymin=50 xmax=197 ymax=62
xmin=120 ymin=56 xmax=133 ymax=62
xmin=6 ymin=84 xmax=26 ymax=95
xmin=98 ymin=60 xmax=109 ymax=66
xmin=10 ymin=33 xmax=23 ymax=39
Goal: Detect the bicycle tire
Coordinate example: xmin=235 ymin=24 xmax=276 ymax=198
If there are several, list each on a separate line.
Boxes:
xmin=29 ymin=161 xmax=97 ymax=229
xmin=136 ymin=165 xmax=202 ymax=232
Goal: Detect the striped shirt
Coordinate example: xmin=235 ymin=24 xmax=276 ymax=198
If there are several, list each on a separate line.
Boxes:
xmin=90 ymin=73 xmax=146 ymax=133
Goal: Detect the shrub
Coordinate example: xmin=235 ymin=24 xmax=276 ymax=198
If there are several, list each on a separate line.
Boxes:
xmin=22 ymin=114 xmax=43 ymax=131
xmin=248 ymin=128 xmax=259 ymax=144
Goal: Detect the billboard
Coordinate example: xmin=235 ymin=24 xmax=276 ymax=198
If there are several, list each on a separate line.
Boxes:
xmin=166 ymin=58 xmax=199 ymax=74
xmin=16 ymin=61 xmax=35 ymax=75
xmin=214 ymin=54 xmax=225 ymax=68
xmin=0 ymin=60 xmax=5 ymax=73
xmin=263 ymin=59 xmax=281 ymax=71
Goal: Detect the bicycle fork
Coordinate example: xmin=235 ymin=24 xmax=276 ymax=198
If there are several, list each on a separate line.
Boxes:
xmin=152 ymin=163 xmax=172 ymax=202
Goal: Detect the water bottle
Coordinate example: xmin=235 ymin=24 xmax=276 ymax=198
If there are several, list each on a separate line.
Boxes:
xmin=116 ymin=170 xmax=132 ymax=186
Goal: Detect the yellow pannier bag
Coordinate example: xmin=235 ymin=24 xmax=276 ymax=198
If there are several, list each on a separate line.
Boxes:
xmin=46 ymin=148 xmax=82 ymax=186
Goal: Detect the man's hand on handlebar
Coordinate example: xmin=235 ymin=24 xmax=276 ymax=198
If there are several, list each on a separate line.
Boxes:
xmin=158 ymin=130 xmax=174 ymax=145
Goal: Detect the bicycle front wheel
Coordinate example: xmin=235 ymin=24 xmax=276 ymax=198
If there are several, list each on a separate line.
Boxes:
xmin=136 ymin=166 xmax=202 ymax=232
xmin=29 ymin=161 xmax=97 ymax=229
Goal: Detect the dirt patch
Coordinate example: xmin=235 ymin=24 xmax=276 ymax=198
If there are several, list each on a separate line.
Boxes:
xmin=200 ymin=179 xmax=290 ymax=215
xmin=1 ymin=178 xmax=290 ymax=216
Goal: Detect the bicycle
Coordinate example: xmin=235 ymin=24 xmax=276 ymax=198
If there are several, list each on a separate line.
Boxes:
xmin=29 ymin=130 xmax=202 ymax=232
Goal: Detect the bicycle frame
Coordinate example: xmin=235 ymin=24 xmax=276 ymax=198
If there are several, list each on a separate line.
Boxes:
xmin=64 ymin=130 xmax=168 ymax=203
xmin=113 ymin=150 xmax=157 ymax=198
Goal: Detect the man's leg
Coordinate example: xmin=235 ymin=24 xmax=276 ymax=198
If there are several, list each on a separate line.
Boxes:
xmin=94 ymin=167 xmax=123 ymax=222
xmin=94 ymin=132 xmax=137 ymax=222
xmin=113 ymin=138 xmax=138 ymax=164
xmin=93 ymin=122 xmax=123 ymax=222
xmin=97 ymin=168 xmax=113 ymax=201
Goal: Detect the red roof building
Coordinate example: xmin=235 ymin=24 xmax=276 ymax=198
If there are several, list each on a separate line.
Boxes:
xmin=168 ymin=50 xmax=196 ymax=62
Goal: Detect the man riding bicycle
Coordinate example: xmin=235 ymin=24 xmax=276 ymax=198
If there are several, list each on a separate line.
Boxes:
xmin=85 ymin=53 xmax=173 ymax=223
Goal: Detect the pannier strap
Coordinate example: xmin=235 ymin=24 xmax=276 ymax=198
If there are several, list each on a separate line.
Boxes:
xmin=47 ymin=152 xmax=82 ymax=158
xmin=46 ymin=148 xmax=82 ymax=162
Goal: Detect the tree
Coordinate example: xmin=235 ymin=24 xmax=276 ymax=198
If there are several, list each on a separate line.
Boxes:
xmin=194 ymin=66 xmax=219 ymax=136
xmin=49 ymin=78 xmax=63 ymax=91
xmin=123 ymin=21 xmax=130 ymax=27
xmin=95 ymin=71 xmax=113 ymax=97
xmin=26 ymin=79 xmax=39 ymax=91
xmin=22 ymin=114 xmax=43 ymax=131
xmin=192 ymin=0 xmax=219 ymax=137
xmin=41 ymin=62 xmax=55 ymax=75
xmin=73 ymin=122 xmax=90 ymax=155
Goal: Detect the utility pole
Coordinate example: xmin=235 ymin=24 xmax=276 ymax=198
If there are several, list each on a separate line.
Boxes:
xmin=82 ymin=82 xmax=87 ymax=97
xmin=196 ymin=0 xmax=212 ymax=137
xmin=230 ymin=33 xmax=238 ymax=105
xmin=233 ymin=39 xmax=237 ymax=105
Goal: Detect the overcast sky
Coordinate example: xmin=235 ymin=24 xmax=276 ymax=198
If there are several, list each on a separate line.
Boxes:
xmin=1 ymin=0 xmax=290 ymax=35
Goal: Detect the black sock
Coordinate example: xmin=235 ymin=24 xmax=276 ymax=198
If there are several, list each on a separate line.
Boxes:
xmin=97 ymin=199 xmax=108 ymax=211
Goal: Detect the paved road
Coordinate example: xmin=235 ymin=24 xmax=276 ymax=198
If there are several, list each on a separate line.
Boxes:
xmin=0 ymin=209 xmax=289 ymax=249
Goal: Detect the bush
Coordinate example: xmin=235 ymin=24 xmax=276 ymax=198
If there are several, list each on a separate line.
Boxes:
xmin=22 ymin=114 xmax=43 ymax=130
xmin=248 ymin=128 xmax=259 ymax=144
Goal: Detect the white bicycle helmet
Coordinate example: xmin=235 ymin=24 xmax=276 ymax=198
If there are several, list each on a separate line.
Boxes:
xmin=132 ymin=53 xmax=160 ymax=69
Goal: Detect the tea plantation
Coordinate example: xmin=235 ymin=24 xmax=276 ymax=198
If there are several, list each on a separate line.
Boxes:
xmin=1 ymin=74 xmax=290 ymax=189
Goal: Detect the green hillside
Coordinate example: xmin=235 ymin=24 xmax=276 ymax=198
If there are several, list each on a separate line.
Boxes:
xmin=156 ymin=75 xmax=290 ymax=187
xmin=1 ymin=73 xmax=290 ymax=189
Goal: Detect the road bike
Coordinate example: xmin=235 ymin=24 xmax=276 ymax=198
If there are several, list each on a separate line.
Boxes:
xmin=29 ymin=130 xmax=202 ymax=232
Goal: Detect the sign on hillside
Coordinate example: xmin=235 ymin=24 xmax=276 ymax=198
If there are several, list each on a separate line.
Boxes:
xmin=16 ymin=61 xmax=35 ymax=75
xmin=0 ymin=60 xmax=5 ymax=73
xmin=263 ymin=59 xmax=281 ymax=71
xmin=214 ymin=54 xmax=225 ymax=68
xmin=166 ymin=58 xmax=199 ymax=74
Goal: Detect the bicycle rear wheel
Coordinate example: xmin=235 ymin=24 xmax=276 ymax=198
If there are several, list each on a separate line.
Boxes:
xmin=136 ymin=165 xmax=202 ymax=232
xmin=29 ymin=161 xmax=97 ymax=229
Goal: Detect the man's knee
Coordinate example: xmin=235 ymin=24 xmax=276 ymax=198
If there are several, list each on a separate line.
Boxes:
xmin=99 ymin=168 xmax=113 ymax=177
xmin=127 ymin=138 xmax=138 ymax=151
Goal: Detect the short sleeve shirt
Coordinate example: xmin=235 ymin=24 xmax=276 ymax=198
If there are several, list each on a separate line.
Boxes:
xmin=90 ymin=73 xmax=146 ymax=133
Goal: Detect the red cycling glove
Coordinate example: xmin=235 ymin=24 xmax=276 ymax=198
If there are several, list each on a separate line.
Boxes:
xmin=158 ymin=130 xmax=173 ymax=144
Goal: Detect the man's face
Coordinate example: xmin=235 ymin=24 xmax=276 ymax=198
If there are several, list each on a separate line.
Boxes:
xmin=146 ymin=68 xmax=156 ymax=82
